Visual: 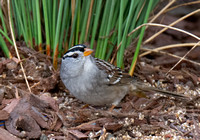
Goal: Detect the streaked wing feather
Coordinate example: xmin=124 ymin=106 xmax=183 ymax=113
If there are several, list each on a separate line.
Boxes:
xmin=95 ymin=58 xmax=132 ymax=85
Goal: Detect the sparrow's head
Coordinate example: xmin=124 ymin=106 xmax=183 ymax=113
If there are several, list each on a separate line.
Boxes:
xmin=61 ymin=44 xmax=94 ymax=77
xmin=62 ymin=44 xmax=93 ymax=61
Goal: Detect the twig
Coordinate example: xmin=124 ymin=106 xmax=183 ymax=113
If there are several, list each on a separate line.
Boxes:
xmin=84 ymin=0 xmax=94 ymax=42
xmin=164 ymin=1 xmax=200 ymax=14
xmin=110 ymin=42 xmax=122 ymax=64
xmin=128 ymin=23 xmax=200 ymax=41
xmin=166 ymin=41 xmax=200 ymax=75
xmin=128 ymin=23 xmax=200 ymax=75
xmin=14 ymin=86 xmax=20 ymax=99
xmin=144 ymin=9 xmax=200 ymax=44
xmin=149 ymin=0 xmax=176 ymax=23
xmin=141 ymin=47 xmax=200 ymax=67
xmin=7 ymin=0 xmax=31 ymax=93
xmin=140 ymin=43 xmax=200 ymax=57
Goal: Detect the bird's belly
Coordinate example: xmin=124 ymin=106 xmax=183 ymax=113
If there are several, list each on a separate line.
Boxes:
xmin=69 ymin=83 xmax=128 ymax=106
xmin=63 ymin=76 xmax=129 ymax=106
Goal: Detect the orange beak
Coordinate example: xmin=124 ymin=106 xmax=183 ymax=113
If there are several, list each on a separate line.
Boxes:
xmin=83 ymin=48 xmax=93 ymax=56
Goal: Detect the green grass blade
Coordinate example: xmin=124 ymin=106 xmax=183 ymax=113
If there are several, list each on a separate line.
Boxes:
xmin=42 ymin=0 xmax=51 ymax=55
xmin=0 ymin=29 xmax=13 ymax=45
xmin=31 ymin=0 xmax=38 ymax=46
xmin=35 ymin=0 xmax=42 ymax=51
xmin=11 ymin=0 xmax=21 ymax=37
xmin=126 ymin=0 xmax=141 ymax=46
xmin=0 ymin=34 xmax=12 ymax=58
xmin=90 ymin=0 xmax=102 ymax=49
xmin=19 ymin=0 xmax=29 ymax=44
xmin=0 ymin=6 xmax=8 ymax=35
xmin=79 ymin=0 xmax=91 ymax=44
xmin=95 ymin=0 xmax=112 ymax=58
xmin=117 ymin=0 xmax=125 ymax=46
xmin=117 ymin=0 xmax=136 ymax=67
xmin=69 ymin=0 xmax=80 ymax=48
xmin=75 ymin=1 xmax=81 ymax=45
xmin=12 ymin=0 xmax=28 ymax=45
xmin=129 ymin=0 xmax=154 ymax=76
xmin=58 ymin=0 xmax=70 ymax=57
xmin=25 ymin=1 xmax=33 ymax=48
xmin=63 ymin=5 xmax=71 ymax=51
xmin=52 ymin=0 xmax=65 ymax=58
xmin=100 ymin=0 xmax=116 ymax=60
xmin=52 ymin=0 xmax=58 ymax=47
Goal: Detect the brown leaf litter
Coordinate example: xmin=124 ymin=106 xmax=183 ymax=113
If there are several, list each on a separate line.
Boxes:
xmin=3 ymin=94 xmax=60 ymax=138
xmin=0 ymin=43 xmax=200 ymax=139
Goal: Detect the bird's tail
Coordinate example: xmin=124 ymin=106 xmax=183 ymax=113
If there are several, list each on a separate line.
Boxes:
xmin=130 ymin=81 xmax=190 ymax=100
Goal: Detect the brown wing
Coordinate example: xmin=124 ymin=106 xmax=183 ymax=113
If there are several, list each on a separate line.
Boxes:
xmin=95 ymin=58 xmax=133 ymax=86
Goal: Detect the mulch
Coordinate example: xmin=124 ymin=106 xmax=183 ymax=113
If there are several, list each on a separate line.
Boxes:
xmin=0 ymin=42 xmax=199 ymax=139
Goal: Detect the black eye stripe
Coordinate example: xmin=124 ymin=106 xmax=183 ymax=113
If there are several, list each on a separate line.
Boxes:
xmin=63 ymin=53 xmax=79 ymax=59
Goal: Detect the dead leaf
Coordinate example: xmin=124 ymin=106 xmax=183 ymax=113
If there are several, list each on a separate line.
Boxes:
xmin=0 ymin=127 xmax=21 ymax=140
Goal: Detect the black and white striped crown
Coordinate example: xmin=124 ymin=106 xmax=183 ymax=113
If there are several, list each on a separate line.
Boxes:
xmin=63 ymin=44 xmax=87 ymax=58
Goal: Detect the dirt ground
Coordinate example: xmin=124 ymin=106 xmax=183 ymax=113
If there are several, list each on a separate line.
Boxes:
xmin=0 ymin=3 xmax=200 ymax=140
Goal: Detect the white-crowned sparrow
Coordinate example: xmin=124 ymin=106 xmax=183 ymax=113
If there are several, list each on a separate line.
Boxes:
xmin=60 ymin=44 xmax=188 ymax=106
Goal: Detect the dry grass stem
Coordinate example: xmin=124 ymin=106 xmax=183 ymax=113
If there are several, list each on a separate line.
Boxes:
xmin=85 ymin=0 xmax=94 ymax=42
xmin=144 ymin=9 xmax=200 ymax=44
xmin=164 ymin=0 xmax=200 ymax=14
xmin=140 ymin=43 xmax=200 ymax=57
xmin=141 ymin=47 xmax=200 ymax=67
xmin=128 ymin=23 xmax=200 ymax=41
xmin=166 ymin=41 xmax=200 ymax=75
xmin=110 ymin=42 xmax=122 ymax=64
xmin=7 ymin=0 xmax=31 ymax=93
xmin=149 ymin=0 xmax=176 ymax=23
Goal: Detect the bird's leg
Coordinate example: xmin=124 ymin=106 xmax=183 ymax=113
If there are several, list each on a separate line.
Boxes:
xmin=109 ymin=105 xmax=116 ymax=112
xmin=81 ymin=104 xmax=89 ymax=109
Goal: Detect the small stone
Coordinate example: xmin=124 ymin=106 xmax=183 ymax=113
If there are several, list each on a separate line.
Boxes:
xmin=0 ymin=87 xmax=5 ymax=103
xmin=6 ymin=61 xmax=18 ymax=70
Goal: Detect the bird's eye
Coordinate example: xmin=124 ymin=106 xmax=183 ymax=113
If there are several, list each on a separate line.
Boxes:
xmin=72 ymin=53 xmax=78 ymax=58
